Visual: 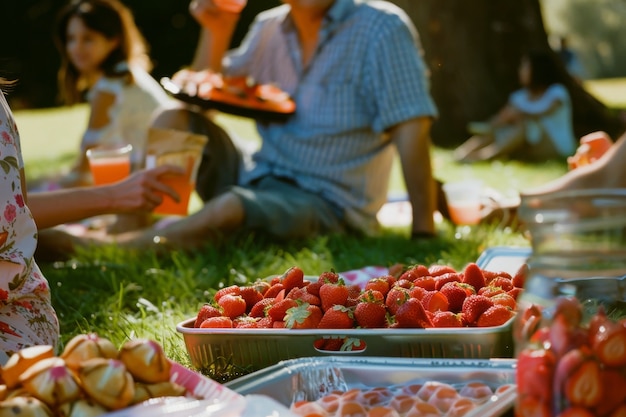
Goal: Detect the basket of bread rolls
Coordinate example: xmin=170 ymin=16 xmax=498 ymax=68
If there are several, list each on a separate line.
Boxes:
xmin=0 ymin=334 xmax=242 ymax=417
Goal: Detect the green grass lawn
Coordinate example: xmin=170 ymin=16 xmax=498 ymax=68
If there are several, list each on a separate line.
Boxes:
xmin=11 ymin=78 xmax=622 ymax=379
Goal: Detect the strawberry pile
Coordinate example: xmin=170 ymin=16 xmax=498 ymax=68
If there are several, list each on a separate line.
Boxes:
xmin=516 ymin=297 xmax=626 ymax=416
xmin=193 ymin=262 xmax=525 ymax=342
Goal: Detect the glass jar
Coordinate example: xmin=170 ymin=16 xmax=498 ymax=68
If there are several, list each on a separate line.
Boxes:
xmin=513 ymin=189 xmax=626 ymax=417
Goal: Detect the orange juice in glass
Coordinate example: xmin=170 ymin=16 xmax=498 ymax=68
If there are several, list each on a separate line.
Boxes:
xmin=86 ymin=144 xmax=133 ymax=185
xmin=442 ymin=180 xmax=483 ymax=226
xmin=148 ymin=153 xmax=196 ymax=216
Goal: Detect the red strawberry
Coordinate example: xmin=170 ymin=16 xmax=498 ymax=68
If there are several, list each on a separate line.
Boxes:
xmin=364 ymin=277 xmax=390 ymax=297
xmin=305 ymin=280 xmax=323 ymax=297
xmin=234 ymin=316 xmax=260 ymax=328
xmin=394 ymin=298 xmax=432 ymax=328
xmin=319 ymin=281 xmax=350 ymax=312
xmin=317 ymin=338 xmax=345 ymax=351
xmin=358 ymin=289 xmax=385 ymax=303
xmin=394 ymin=279 xmax=414 ymax=289
xmin=194 ymin=304 xmax=222 ymax=328
xmin=593 ymin=369 xmax=626 ymax=416
xmin=592 ymin=319 xmax=626 ymax=367
xmin=412 ymin=276 xmax=436 ymax=291
xmin=385 ymin=286 xmax=410 ymax=315
xmin=490 ymin=293 xmax=517 ymax=310
xmin=516 ymin=348 xmax=556 ymax=406
xmin=556 ymin=348 xmax=602 ymax=408
xmin=434 ymin=272 xmax=462 ymax=291
xmin=280 ymin=266 xmax=305 ymax=292
xmin=199 ymin=316 xmax=233 ymax=328
xmin=318 ymin=305 xmax=354 ymax=329
xmin=461 ymin=294 xmax=494 ymax=325
xmin=512 ymin=263 xmax=528 ymax=288
xmin=431 ymin=311 xmax=464 ymax=328
xmin=439 ymin=282 xmax=469 ymax=313
xmin=249 ymin=298 xmax=274 ymax=318
xmin=476 ymin=304 xmax=514 ymax=327
xmin=485 ymin=270 xmax=513 ymax=282
xmin=285 ymin=303 xmax=323 ymax=329
xmin=251 ymin=280 xmax=271 ymax=296
xmin=548 ymin=313 xmax=588 ymax=359
xmin=428 ymin=265 xmax=457 ymax=277
xmin=239 ymin=286 xmax=264 ymax=312
xmin=388 ymin=263 xmax=406 ymax=279
xmin=267 ymin=298 xmax=299 ymax=322
xmin=286 ymin=287 xmax=321 ymax=306
xmin=507 ymin=287 xmax=523 ymax=300
xmin=399 ymin=264 xmax=430 ymax=281
xmin=478 ymin=285 xmax=505 ymax=298
xmin=420 ymin=291 xmax=449 ymax=313
xmin=461 ymin=263 xmax=486 ymax=291
xmin=554 ymin=297 xmax=583 ymax=327
xmin=318 ymin=270 xmax=340 ymax=284
xmin=409 ymin=286 xmax=428 ymax=301
xmin=354 ymin=296 xmax=387 ymax=329
xmin=214 ymin=285 xmax=241 ymax=302
xmin=264 ymin=283 xmax=285 ymax=299
xmin=217 ymin=294 xmax=247 ymax=319
xmin=489 ymin=276 xmax=514 ymax=292
xmin=255 ymin=316 xmax=273 ymax=328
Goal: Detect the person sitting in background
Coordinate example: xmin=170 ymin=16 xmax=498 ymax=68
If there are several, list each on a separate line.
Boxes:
xmin=54 ymin=0 xmax=174 ymax=187
xmin=454 ymin=49 xmax=576 ymax=163
xmin=98 ymin=0 xmax=440 ymax=252
xmin=0 ymin=77 xmax=181 ymax=363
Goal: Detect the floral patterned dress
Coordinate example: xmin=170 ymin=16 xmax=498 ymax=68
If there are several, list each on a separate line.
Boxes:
xmin=0 ymin=93 xmax=59 ymax=364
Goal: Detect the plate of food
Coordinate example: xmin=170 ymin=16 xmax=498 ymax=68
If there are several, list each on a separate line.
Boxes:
xmin=161 ymin=70 xmax=296 ymax=122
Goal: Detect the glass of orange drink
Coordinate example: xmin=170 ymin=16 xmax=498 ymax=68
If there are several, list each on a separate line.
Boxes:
xmin=147 ymin=152 xmax=196 ymax=216
xmin=86 ymin=144 xmax=133 ymax=185
xmin=442 ymin=180 xmax=483 ymax=227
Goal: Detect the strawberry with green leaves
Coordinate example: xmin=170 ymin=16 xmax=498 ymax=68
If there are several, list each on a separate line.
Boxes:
xmin=461 ymin=294 xmax=494 ymax=325
xmin=385 ymin=286 xmax=410 ymax=315
xmin=319 ymin=279 xmax=350 ymax=312
xmin=194 ymin=304 xmax=222 ymax=328
xmin=354 ymin=291 xmax=387 ymax=328
xmin=267 ymin=298 xmax=299 ymax=322
xmin=461 ymin=262 xmax=486 ymax=291
xmin=217 ymin=294 xmax=247 ymax=319
xmin=318 ymin=305 xmax=354 ymax=329
xmin=393 ymin=298 xmax=432 ymax=328
xmin=285 ymin=303 xmax=323 ymax=329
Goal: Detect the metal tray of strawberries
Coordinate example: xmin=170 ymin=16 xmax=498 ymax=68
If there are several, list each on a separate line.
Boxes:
xmin=225 ymin=356 xmax=517 ymax=417
xmin=176 ymin=247 xmax=531 ymax=378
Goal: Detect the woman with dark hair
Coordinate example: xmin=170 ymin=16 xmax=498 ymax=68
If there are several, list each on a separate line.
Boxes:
xmin=54 ymin=0 xmax=173 ymax=187
xmin=454 ymin=50 xmax=576 ymax=163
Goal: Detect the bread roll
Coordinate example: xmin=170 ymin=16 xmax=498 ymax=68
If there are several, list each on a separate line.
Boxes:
xmin=0 ymin=396 xmax=53 ymax=417
xmin=57 ymin=398 xmax=108 ymax=417
xmin=118 ymin=339 xmax=170 ymax=383
xmin=131 ymin=381 xmax=187 ymax=404
xmin=61 ymin=334 xmax=118 ymax=371
xmin=78 ymin=358 xmax=134 ymax=410
xmin=19 ymin=357 xmax=82 ymax=408
xmin=1 ymin=345 xmax=55 ymax=389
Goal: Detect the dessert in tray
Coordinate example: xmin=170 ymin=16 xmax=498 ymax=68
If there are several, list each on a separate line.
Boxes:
xmin=161 ymin=70 xmax=296 ymax=122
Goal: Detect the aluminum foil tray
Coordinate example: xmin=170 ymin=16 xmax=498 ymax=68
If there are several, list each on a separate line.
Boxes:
xmin=226 ymin=356 xmax=517 ymax=417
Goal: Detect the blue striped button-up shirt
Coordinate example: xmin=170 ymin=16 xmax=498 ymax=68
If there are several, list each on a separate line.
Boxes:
xmin=224 ymin=0 xmax=438 ymax=233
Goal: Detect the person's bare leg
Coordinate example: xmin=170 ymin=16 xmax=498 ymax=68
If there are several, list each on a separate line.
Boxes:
xmin=469 ymin=124 xmax=525 ymax=162
xmin=112 ymin=191 xmax=245 ymax=251
xmin=525 ymin=132 xmax=626 ymax=196
xmin=454 ymin=134 xmax=493 ymax=163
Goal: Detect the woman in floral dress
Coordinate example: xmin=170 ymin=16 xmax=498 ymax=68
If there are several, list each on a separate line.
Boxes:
xmin=0 ymin=83 xmax=59 ymax=363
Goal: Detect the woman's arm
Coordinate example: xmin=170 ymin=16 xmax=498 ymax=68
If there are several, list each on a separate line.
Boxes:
xmin=27 ymin=166 xmax=184 ymax=230
xmin=510 ymin=85 xmax=567 ymax=117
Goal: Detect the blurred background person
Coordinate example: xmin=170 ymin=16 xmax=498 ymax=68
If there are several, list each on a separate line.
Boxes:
xmin=53 ymin=0 xmax=173 ymax=188
xmin=455 ymin=49 xmax=576 ymax=163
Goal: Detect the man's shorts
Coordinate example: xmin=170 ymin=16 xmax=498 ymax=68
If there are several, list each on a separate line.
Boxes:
xmin=191 ymin=113 xmax=345 ymax=240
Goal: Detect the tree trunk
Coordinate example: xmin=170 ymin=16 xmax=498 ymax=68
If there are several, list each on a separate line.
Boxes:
xmin=390 ymin=0 xmax=625 ymax=147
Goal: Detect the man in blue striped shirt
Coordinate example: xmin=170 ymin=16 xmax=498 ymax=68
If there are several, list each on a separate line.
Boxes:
xmin=131 ymin=0 xmax=439 ymax=249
